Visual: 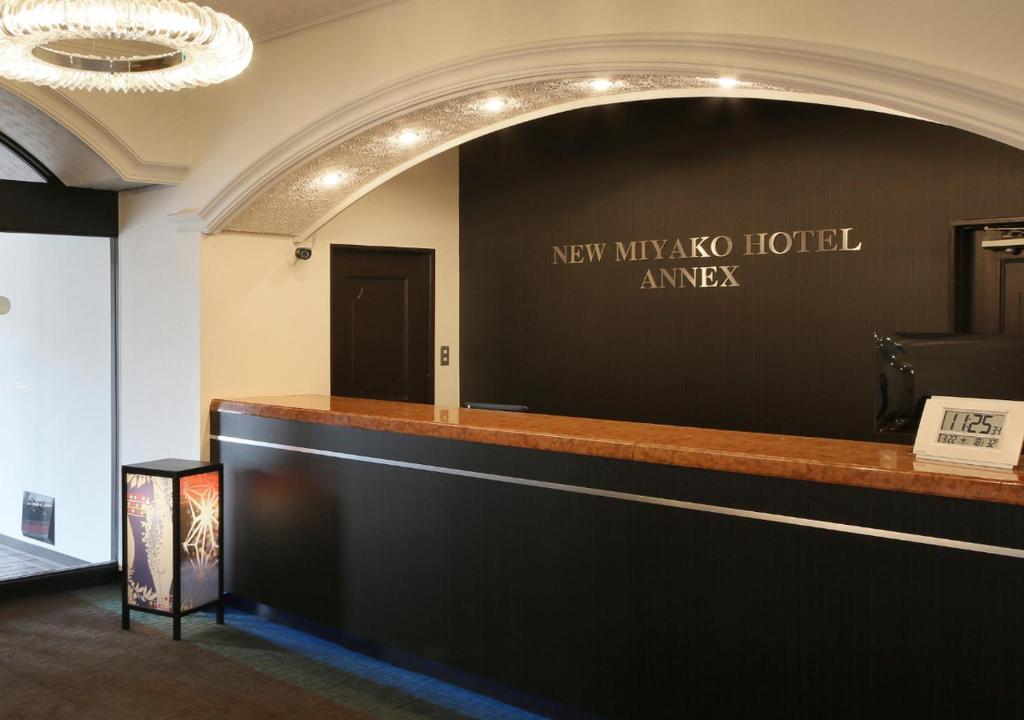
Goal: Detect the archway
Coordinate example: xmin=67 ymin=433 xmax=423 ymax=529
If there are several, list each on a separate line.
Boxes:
xmin=195 ymin=33 xmax=1024 ymax=238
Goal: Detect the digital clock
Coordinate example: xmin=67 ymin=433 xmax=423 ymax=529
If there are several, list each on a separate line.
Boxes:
xmin=935 ymin=409 xmax=1005 ymax=448
xmin=914 ymin=396 xmax=1024 ymax=470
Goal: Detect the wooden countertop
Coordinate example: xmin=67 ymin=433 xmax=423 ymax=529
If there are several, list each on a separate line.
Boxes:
xmin=211 ymin=395 xmax=1024 ymax=507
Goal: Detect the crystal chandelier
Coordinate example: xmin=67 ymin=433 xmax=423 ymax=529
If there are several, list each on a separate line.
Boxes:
xmin=0 ymin=0 xmax=252 ymax=92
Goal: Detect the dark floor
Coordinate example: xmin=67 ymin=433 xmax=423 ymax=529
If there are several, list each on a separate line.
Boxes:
xmin=0 ymin=583 xmax=545 ymax=719
xmin=0 ymin=544 xmax=71 ymax=582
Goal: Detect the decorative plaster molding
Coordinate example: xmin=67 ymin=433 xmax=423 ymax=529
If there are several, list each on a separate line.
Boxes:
xmin=0 ymin=80 xmax=189 ymax=186
xmin=196 ymin=32 xmax=1024 ymax=237
xmin=167 ymin=209 xmax=209 ymax=233
xmin=234 ymin=82 xmax=821 ymax=238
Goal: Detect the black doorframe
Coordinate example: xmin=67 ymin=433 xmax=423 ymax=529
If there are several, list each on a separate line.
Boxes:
xmin=0 ymin=178 xmax=119 ymax=597
xmin=329 ymin=244 xmax=436 ymax=404
xmin=950 ymin=215 xmax=1024 ymax=332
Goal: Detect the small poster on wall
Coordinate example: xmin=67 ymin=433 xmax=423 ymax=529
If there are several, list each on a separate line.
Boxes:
xmin=22 ymin=492 xmax=55 ymax=544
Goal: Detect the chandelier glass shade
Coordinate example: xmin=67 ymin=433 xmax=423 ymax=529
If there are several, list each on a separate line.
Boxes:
xmin=0 ymin=0 xmax=252 ymax=92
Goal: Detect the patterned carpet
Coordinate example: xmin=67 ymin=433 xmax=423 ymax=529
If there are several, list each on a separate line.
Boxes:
xmin=0 ymin=584 xmax=545 ymax=720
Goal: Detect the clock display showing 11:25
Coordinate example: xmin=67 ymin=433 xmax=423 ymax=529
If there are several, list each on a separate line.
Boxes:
xmin=935 ymin=410 xmax=1006 ymax=449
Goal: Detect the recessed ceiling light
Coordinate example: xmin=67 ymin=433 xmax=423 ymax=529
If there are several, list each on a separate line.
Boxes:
xmin=397 ymin=130 xmax=422 ymax=146
xmin=589 ymin=78 xmax=613 ymax=92
xmin=320 ymin=171 xmax=347 ymax=188
xmin=716 ymin=77 xmax=739 ymax=89
xmin=482 ymin=97 xmax=507 ymax=113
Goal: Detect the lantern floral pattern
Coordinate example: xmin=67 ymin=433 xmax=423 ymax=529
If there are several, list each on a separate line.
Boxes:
xmin=126 ymin=474 xmax=174 ymax=611
xmin=126 ymin=472 xmax=221 ymax=613
xmin=179 ymin=472 xmax=221 ymax=611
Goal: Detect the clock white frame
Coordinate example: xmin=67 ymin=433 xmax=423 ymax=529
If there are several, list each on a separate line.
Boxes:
xmin=913 ymin=396 xmax=1024 ymax=470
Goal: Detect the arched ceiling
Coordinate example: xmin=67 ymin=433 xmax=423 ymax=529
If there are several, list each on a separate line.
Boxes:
xmin=201 ymin=31 xmax=1024 ymax=241
xmin=3 ymin=4 xmax=1017 ymax=233
xmin=223 ymin=75 xmax=912 ymax=239
xmin=0 ymin=86 xmax=141 ymax=190
xmin=0 ymin=134 xmax=47 ymax=183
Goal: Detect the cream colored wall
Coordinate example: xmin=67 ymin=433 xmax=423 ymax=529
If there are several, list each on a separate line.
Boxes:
xmin=199 ymin=148 xmax=459 ymax=453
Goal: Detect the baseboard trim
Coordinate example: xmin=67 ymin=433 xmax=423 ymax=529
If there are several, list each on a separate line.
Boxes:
xmin=0 ymin=533 xmax=86 ymax=567
xmin=0 ymin=562 xmax=119 ymax=600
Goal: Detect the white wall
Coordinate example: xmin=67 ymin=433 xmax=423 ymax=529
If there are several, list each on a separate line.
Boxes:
xmin=199 ymin=149 xmax=460 ymax=455
xmin=119 ymin=187 xmax=202 ymax=464
xmin=0 ymin=232 xmax=112 ymax=563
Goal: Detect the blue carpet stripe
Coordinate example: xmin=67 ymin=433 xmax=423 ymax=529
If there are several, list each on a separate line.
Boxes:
xmin=217 ymin=607 xmax=547 ymax=720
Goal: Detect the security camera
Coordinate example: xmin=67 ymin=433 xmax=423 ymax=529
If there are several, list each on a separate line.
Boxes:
xmin=295 ymin=247 xmax=312 ymax=261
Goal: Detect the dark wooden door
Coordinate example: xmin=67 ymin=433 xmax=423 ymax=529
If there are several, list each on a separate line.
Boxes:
xmin=330 ymin=246 xmax=434 ymax=403
xmin=959 ymin=226 xmax=1024 ymax=333
xmin=1005 ymin=260 xmax=1024 ymax=332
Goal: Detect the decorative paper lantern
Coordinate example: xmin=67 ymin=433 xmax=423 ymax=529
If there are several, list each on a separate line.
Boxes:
xmin=121 ymin=459 xmax=223 ymax=640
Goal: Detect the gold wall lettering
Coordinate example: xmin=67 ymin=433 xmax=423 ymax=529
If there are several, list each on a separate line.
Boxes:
xmin=551 ymin=227 xmax=858 ymax=289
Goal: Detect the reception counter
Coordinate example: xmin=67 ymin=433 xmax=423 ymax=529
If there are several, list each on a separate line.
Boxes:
xmin=211 ymin=395 xmax=1024 ymax=718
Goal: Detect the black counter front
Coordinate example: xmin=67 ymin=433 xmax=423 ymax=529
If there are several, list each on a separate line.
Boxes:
xmin=212 ymin=397 xmax=1024 ymax=719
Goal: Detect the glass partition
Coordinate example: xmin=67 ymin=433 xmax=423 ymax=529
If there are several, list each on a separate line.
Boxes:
xmin=0 ymin=232 xmax=114 ymax=581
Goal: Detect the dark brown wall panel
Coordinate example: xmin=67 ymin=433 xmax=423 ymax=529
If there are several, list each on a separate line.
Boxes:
xmin=459 ymin=99 xmax=1024 ymax=440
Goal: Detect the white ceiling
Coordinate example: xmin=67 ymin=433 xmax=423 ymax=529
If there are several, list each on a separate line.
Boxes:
xmin=0 ymin=1 xmax=398 ymax=187
xmin=204 ymin=0 xmax=399 ymax=43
